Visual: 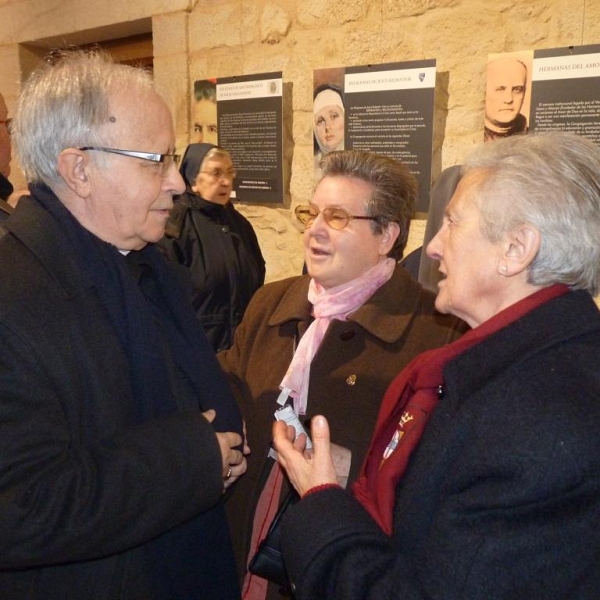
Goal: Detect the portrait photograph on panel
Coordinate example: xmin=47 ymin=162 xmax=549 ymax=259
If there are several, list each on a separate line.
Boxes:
xmin=313 ymin=67 xmax=345 ymax=180
xmin=484 ymin=51 xmax=533 ymax=142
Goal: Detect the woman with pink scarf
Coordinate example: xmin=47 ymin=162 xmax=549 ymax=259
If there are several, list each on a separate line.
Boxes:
xmin=218 ymin=149 xmax=466 ymax=599
xmin=274 ymin=132 xmax=600 ymax=600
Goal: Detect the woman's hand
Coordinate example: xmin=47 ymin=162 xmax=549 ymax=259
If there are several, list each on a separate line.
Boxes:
xmin=272 ymin=415 xmax=338 ymax=496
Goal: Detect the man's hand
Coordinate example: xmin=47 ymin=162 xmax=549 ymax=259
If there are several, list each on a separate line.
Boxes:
xmin=203 ymin=410 xmax=248 ymax=490
xmin=272 ymin=415 xmax=337 ymax=496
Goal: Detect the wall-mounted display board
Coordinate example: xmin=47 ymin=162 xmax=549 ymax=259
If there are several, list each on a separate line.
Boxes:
xmin=530 ymin=44 xmax=600 ymax=144
xmin=193 ymin=72 xmax=284 ymax=204
xmin=484 ymin=44 xmax=600 ymax=145
xmin=313 ymin=60 xmax=436 ymax=213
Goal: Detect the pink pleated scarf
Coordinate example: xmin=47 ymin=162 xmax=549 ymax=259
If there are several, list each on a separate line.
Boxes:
xmin=280 ymin=257 xmax=396 ymax=415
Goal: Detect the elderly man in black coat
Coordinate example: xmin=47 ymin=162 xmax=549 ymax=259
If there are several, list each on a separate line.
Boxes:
xmin=0 ymin=50 xmax=247 ymax=599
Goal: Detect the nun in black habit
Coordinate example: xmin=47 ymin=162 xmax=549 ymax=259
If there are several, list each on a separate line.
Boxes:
xmin=159 ymin=143 xmax=265 ymax=352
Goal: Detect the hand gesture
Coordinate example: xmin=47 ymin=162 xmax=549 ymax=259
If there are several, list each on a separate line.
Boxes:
xmin=272 ymin=415 xmax=337 ymax=496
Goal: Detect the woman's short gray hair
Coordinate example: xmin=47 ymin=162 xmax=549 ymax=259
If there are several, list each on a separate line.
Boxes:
xmin=319 ymin=150 xmax=417 ymax=260
xmin=463 ymin=132 xmax=600 ymax=296
xmin=14 ymin=49 xmax=153 ymax=186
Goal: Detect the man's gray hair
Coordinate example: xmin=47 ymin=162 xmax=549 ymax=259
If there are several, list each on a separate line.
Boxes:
xmin=463 ymin=131 xmax=600 ymax=296
xmin=14 ymin=49 xmax=154 ymax=186
xmin=319 ymin=149 xmax=417 ymax=260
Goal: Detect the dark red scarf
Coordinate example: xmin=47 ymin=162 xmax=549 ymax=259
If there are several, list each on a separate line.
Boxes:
xmin=352 ymin=284 xmax=569 ymax=534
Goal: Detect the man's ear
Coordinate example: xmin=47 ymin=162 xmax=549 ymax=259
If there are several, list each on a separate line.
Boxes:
xmin=499 ymin=224 xmax=541 ymax=276
xmin=379 ymin=221 xmax=401 ymax=256
xmin=56 ymin=148 xmax=92 ymax=198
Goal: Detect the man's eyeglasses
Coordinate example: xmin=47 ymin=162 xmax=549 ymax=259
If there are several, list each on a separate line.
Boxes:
xmin=294 ymin=204 xmax=379 ymax=230
xmin=201 ymin=168 xmax=237 ymax=181
xmin=79 ymin=147 xmax=181 ymax=177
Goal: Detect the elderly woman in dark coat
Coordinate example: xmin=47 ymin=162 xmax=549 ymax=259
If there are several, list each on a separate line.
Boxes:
xmin=160 ymin=143 xmax=265 ymax=352
xmin=274 ymin=131 xmax=600 ymax=600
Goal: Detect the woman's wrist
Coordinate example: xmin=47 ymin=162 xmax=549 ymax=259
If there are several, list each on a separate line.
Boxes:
xmin=301 ymin=482 xmax=342 ymax=499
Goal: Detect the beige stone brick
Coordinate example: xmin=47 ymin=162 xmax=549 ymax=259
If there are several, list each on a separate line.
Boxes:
xmin=297 ymin=0 xmax=370 ymax=28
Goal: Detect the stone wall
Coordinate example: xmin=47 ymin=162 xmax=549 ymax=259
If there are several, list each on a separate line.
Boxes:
xmin=1 ymin=0 xmax=599 ymax=285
